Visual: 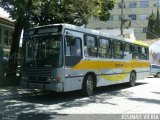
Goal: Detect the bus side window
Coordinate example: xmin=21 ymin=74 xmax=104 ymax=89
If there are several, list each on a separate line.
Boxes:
xmin=113 ymin=40 xmax=123 ymax=59
xmin=139 ymin=46 xmax=148 ymax=60
xmin=84 ymin=35 xmax=98 ymax=57
xmin=124 ymin=42 xmax=132 ymax=59
xmin=65 ymin=36 xmax=82 ymax=56
xmin=65 ymin=36 xmax=82 ymax=67
xmin=99 ymin=38 xmax=111 ymax=58
xmin=132 ymin=45 xmax=139 ymax=59
xmin=145 ymin=47 xmax=149 ymax=60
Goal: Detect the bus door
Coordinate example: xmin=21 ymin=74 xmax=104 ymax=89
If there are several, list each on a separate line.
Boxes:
xmin=63 ymin=30 xmax=83 ymax=91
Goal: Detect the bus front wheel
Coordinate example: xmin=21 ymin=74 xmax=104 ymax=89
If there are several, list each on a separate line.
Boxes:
xmin=82 ymin=74 xmax=94 ymax=96
xmin=156 ymin=73 xmax=160 ymax=78
xmin=128 ymin=72 xmax=136 ymax=87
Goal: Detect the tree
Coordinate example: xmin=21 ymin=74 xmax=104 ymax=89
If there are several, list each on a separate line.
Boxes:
xmin=92 ymin=0 xmax=115 ymax=21
xmin=0 ymin=0 xmax=40 ymax=76
xmin=146 ymin=10 xmax=156 ymax=39
xmin=0 ymin=0 xmax=115 ymax=76
xmin=31 ymin=0 xmax=115 ymax=26
xmin=155 ymin=7 xmax=160 ymax=37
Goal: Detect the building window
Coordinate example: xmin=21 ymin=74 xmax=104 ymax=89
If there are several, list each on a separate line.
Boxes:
xmin=4 ymin=30 xmax=9 ymax=45
xmin=119 ymin=15 xmax=125 ymax=21
xmin=129 ymin=2 xmax=137 ymax=8
xmin=4 ymin=53 xmax=9 ymax=58
xmin=154 ymin=0 xmax=160 ymax=7
xmin=129 ymin=14 xmax=136 ymax=20
xmin=140 ymin=15 xmax=148 ymax=20
xmin=109 ymin=15 xmax=113 ymax=21
xmin=140 ymin=1 xmax=149 ymax=8
xmin=141 ymin=27 xmax=147 ymax=33
xmin=9 ymin=31 xmax=13 ymax=46
xmin=4 ymin=30 xmax=13 ymax=46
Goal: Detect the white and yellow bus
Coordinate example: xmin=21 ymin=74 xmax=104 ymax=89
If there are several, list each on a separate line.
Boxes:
xmin=21 ymin=24 xmax=150 ymax=96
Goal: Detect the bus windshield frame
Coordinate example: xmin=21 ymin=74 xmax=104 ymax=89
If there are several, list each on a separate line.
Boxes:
xmin=22 ymin=34 xmax=63 ymax=67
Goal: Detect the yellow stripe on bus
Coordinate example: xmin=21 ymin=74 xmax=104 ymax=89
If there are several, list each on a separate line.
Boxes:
xmin=72 ymin=60 xmax=150 ymax=70
xmin=71 ymin=60 xmax=150 ymax=82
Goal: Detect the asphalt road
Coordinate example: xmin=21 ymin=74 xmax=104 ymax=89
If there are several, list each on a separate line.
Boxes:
xmin=0 ymin=76 xmax=160 ymax=120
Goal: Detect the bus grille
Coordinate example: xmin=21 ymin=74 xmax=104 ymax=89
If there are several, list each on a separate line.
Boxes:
xmin=22 ymin=67 xmax=52 ymax=77
xmin=28 ymin=76 xmax=48 ymax=83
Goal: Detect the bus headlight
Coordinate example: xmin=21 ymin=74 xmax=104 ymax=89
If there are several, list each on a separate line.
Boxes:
xmin=53 ymin=76 xmax=62 ymax=82
xmin=22 ymin=77 xmax=27 ymax=80
xmin=47 ymin=77 xmax=52 ymax=82
xmin=48 ymin=76 xmax=62 ymax=82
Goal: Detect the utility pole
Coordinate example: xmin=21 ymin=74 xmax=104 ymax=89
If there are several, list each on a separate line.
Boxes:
xmin=120 ymin=0 xmax=124 ymax=36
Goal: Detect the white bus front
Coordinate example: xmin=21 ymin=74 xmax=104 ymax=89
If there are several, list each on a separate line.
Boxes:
xmin=21 ymin=25 xmax=65 ymax=92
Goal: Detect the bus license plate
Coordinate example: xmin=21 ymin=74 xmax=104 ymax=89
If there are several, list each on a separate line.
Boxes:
xmin=30 ymin=83 xmax=42 ymax=88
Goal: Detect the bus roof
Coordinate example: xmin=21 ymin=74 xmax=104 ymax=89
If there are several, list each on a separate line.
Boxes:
xmin=28 ymin=23 xmax=149 ymax=47
xmin=133 ymin=40 xmax=149 ymax=47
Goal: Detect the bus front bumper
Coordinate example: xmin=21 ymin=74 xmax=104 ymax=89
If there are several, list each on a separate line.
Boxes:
xmin=21 ymin=80 xmax=63 ymax=92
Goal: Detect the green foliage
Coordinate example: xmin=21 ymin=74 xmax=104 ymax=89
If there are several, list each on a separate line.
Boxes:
xmin=92 ymin=0 xmax=115 ymax=21
xmin=146 ymin=8 xmax=160 ymax=39
xmin=155 ymin=8 xmax=160 ymax=37
xmin=0 ymin=0 xmax=40 ymax=28
xmin=0 ymin=0 xmax=115 ymax=27
xmin=31 ymin=0 xmax=115 ymax=26
xmin=146 ymin=10 xmax=157 ymax=39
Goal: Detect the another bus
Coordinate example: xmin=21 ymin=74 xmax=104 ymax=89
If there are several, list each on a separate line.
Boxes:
xmin=21 ymin=24 xmax=150 ymax=96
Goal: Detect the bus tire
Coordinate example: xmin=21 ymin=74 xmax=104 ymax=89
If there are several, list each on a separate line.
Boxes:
xmin=128 ymin=71 xmax=136 ymax=87
xmin=156 ymin=72 xmax=160 ymax=78
xmin=153 ymin=75 xmax=157 ymax=78
xmin=82 ymin=74 xmax=94 ymax=96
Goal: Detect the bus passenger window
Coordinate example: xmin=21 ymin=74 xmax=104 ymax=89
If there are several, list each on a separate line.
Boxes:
xmin=124 ymin=43 xmax=132 ymax=59
xmin=99 ymin=38 xmax=111 ymax=58
xmin=132 ymin=45 xmax=139 ymax=59
xmin=139 ymin=46 xmax=149 ymax=60
xmin=84 ymin=35 xmax=97 ymax=57
xmin=65 ymin=36 xmax=82 ymax=56
xmin=145 ymin=47 xmax=149 ymax=60
xmin=124 ymin=43 xmax=132 ymax=53
xmin=65 ymin=36 xmax=82 ymax=67
xmin=113 ymin=40 xmax=123 ymax=59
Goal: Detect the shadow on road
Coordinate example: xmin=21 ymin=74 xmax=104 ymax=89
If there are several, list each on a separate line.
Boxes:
xmin=13 ymin=82 xmax=147 ymax=105
xmin=128 ymin=97 xmax=160 ymax=105
xmin=0 ymin=111 xmax=68 ymax=120
xmin=152 ymin=91 xmax=160 ymax=95
xmin=0 ymin=82 xmax=148 ymax=117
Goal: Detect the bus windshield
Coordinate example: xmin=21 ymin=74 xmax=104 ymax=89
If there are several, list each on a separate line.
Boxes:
xmin=22 ymin=35 xmax=62 ymax=67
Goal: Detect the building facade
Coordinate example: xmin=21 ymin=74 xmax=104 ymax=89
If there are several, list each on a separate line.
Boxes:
xmin=0 ymin=15 xmax=14 ymax=58
xmin=87 ymin=0 xmax=160 ymax=40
